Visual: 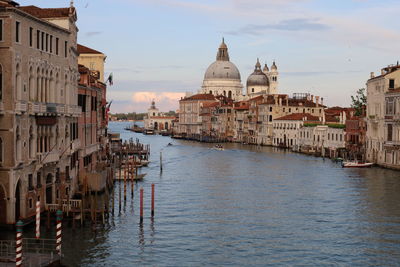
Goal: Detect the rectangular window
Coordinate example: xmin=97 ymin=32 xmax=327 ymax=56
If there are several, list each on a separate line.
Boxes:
xmin=389 ymin=79 xmax=395 ymax=89
xmin=78 ymin=94 xmax=86 ymax=112
xmin=36 ymin=30 xmax=40 ymax=49
xmin=0 ymin=20 xmax=3 ymax=41
xmin=41 ymin=32 xmax=44 ymax=50
xmin=388 ymin=124 xmax=393 ymax=141
xmin=45 ymin=33 xmax=48 ymax=52
xmin=28 ymin=174 xmax=33 ymax=190
xmin=37 ymin=172 xmax=41 ymax=188
xmin=29 ymin=27 xmax=33 ymax=47
xmin=50 ymin=35 xmax=53 ymax=53
xmin=64 ymin=41 xmax=68 ymax=57
xmin=56 ymin=38 xmax=59 ymax=55
xmin=15 ymin=21 xmax=20 ymax=43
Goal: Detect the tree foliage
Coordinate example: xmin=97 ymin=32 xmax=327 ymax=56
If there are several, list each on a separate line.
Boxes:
xmin=351 ymin=88 xmax=367 ymax=116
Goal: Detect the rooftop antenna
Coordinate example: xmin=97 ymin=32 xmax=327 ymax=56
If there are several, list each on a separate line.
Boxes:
xmin=70 ymin=0 xmax=74 ymax=7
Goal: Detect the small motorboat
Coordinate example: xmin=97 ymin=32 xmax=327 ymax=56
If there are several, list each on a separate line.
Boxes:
xmin=342 ymin=161 xmax=373 ymax=168
xmin=167 ymin=143 xmax=173 ymax=146
xmin=213 ymin=144 xmax=224 ymax=151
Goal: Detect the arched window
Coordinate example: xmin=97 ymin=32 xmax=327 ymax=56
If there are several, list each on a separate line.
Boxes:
xmin=29 ymin=67 xmax=35 ymax=101
xmin=228 ymin=91 xmax=232 ymax=99
xmin=36 ymin=68 xmax=41 ymax=101
xmin=0 ymin=64 xmax=3 ymax=100
xmin=0 ymin=137 xmax=3 ymax=163
xmin=209 ymin=91 xmax=212 ymax=94
xmin=29 ymin=126 xmax=34 ymax=159
xmin=64 ymin=74 xmax=68 ymax=104
xmin=15 ymin=64 xmax=21 ymax=100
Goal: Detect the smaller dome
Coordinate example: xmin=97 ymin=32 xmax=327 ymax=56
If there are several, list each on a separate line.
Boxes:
xmin=247 ymin=59 xmax=269 ymax=87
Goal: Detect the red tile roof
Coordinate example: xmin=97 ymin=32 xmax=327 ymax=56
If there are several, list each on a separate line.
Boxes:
xmin=149 ymin=116 xmax=176 ymax=119
xmin=234 ymin=101 xmax=250 ymax=110
xmin=180 ymin=94 xmax=215 ymax=101
xmin=202 ymin=102 xmax=219 ymax=108
xmin=19 ymin=5 xmax=73 ymax=18
xmin=78 ymin=44 xmax=103 ymax=55
xmin=275 ymin=113 xmax=319 ymax=121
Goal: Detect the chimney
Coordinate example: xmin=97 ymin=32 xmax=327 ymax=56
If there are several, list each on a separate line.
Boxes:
xmin=286 ymin=95 xmax=289 ymax=106
xmin=311 ymin=95 xmax=314 ymax=102
xmin=315 ymin=96 xmax=320 ymax=107
xmin=321 ymin=97 xmax=324 ymax=106
xmin=370 ymin=72 xmax=375 ymax=79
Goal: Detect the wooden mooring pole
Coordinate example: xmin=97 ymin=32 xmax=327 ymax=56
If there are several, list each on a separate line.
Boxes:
xmin=151 ymin=184 xmax=155 ymax=217
xmin=140 ymin=187 xmax=144 ymax=223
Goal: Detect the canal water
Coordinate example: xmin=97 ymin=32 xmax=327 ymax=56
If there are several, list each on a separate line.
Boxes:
xmin=3 ymin=121 xmax=400 ymax=266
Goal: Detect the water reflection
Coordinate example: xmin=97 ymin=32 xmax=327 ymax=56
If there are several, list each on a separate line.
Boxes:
xmin=3 ymin=121 xmax=400 ymax=266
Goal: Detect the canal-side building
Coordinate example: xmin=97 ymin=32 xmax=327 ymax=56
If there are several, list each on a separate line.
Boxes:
xmin=77 ymin=63 xmax=110 ymax=189
xmin=178 ymin=93 xmax=216 ymax=138
xmin=273 ymin=113 xmax=319 ymax=149
xmin=366 ymin=64 xmax=400 ymax=167
xmin=382 ymin=88 xmax=400 ymax=169
xmin=77 ymin=44 xmax=107 ymax=83
xmin=143 ymin=100 xmax=175 ymax=131
xmin=0 ymin=1 xmax=80 ymax=224
xmin=296 ymin=113 xmax=346 ymax=158
xmin=345 ymin=108 xmax=367 ymax=161
xmin=233 ymin=101 xmax=250 ymax=143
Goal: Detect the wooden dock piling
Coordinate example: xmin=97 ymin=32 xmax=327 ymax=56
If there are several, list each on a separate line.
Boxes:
xmin=140 ymin=187 xmax=144 ymax=223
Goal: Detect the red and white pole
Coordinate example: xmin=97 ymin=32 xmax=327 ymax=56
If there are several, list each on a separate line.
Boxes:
xmin=35 ymin=200 xmax=40 ymax=239
xmin=140 ymin=188 xmax=144 ymax=223
xmin=56 ymin=210 xmax=63 ymax=256
xmin=16 ymin=220 xmax=23 ymax=267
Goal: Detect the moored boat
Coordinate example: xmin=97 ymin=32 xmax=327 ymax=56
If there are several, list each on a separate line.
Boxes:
xmin=342 ymin=161 xmax=373 ymax=168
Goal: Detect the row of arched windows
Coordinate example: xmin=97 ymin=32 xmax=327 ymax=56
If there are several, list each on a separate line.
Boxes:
xmin=27 ymin=65 xmax=69 ymax=104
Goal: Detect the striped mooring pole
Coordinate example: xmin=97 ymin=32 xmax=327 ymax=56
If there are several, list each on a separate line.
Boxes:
xmin=56 ymin=210 xmax=63 ymax=256
xmin=35 ymin=200 xmax=41 ymax=239
xmin=16 ymin=220 xmax=23 ymax=267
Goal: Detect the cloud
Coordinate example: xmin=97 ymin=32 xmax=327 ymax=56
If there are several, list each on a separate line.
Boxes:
xmin=226 ymin=18 xmax=330 ymax=36
xmin=282 ymin=70 xmax=364 ymax=77
xmin=109 ymin=91 xmax=185 ymax=113
xmin=85 ymin=31 xmax=103 ymax=37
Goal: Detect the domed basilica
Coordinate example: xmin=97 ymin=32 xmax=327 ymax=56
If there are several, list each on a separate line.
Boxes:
xmin=201 ymin=39 xmax=279 ymax=100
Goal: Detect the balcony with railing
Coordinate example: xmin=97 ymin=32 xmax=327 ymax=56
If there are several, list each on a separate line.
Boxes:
xmin=84 ymin=143 xmax=99 ymax=156
xmin=15 ymin=100 xmax=27 ymax=113
xmin=384 ymin=140 xmax=400 ymax=147
xmin=39 ymin=151 xmax=60 ymax=165
xmin=71 ymin=139 xmax=81 ymax=151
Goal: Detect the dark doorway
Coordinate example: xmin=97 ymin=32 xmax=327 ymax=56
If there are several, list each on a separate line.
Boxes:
xmin=165 ymin=122 xmax=169 ymax=130
xmin=154 ymin=122 xmax=158 ymax=130
xmin=15 ymin=180 xmax=21 ymax=222
xmin=46 ymin=174 xmax=53 ymax=204
xmin=0 ymin=185 xmax=6 ymax=224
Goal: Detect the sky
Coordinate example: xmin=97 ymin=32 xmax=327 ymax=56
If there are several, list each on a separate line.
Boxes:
xmin=21 ymin=0 xmax=400 ymax=113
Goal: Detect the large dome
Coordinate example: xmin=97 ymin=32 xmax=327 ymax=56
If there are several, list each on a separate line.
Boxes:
xmin=204 ymin=61 xmax=241 ymax=80
xmin=247 ymin=59 xmax=269 ymax=87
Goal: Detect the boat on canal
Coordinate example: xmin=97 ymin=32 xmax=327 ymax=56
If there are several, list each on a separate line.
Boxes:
xmin=342 ymin=161 xmax=374 ymax=168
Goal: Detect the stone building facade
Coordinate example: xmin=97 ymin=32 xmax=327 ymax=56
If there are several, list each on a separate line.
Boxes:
xmin=366 ymin=64 xmax=400 ymax=168
xmin=0 ymin=1 xmax=80 ymax=224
